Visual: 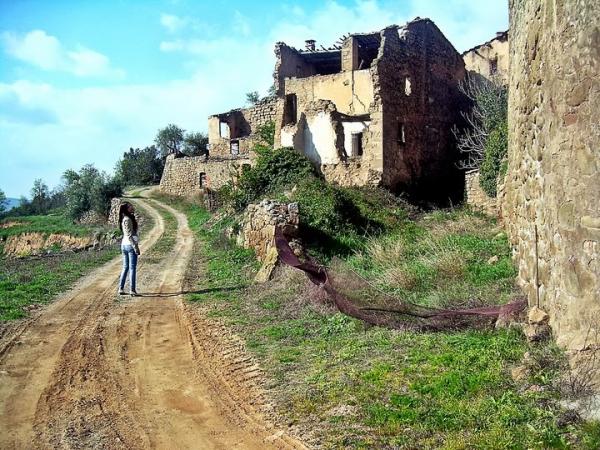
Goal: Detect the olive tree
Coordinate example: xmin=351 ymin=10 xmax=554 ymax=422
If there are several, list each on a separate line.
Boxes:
xmin=155 ymin=124 xmax=185 ymax=158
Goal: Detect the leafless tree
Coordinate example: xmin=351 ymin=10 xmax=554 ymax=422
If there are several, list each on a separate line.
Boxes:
xmin=453 ymin=74 xmax=507 ymax=170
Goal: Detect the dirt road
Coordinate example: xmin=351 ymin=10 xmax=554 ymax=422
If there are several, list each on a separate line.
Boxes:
xmin=0 ymin=194 xmax=305 ymax=449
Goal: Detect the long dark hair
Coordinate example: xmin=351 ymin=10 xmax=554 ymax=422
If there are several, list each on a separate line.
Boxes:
xmin=118 ymin=202 xmax=138 ymax=234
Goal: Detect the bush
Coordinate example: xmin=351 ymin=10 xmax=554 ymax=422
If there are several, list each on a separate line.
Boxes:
xmin=294 ymin=178 xmax=361 ymax=235
xmin=257 ymin=121 xmax=275 ymax=147
xmin=479 ymin=121 xmax=508 ymax=197
xmin=63 ymin=164 xmax=123 ymax=220
xmin=230 ymin=147 xmax=316 ymax=211
xmin=115 ymin=146 xmax=164 ymax=186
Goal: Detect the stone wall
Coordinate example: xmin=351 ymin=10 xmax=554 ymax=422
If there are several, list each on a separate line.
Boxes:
xmin=462 ymin=31 xmax=509 ymax=84
xmin=465 ymin=170 xmax=497 ymax=216
xmin=237 ymin=200 xmax=299 ymax=261
xmin=281 ymin=70 xmax=374 ymax=117
xmin=159 ymin=154 xmax=253 ymax=196
xmin=375 ymin=20 xmax=467 ymax=203
xmin=208 ymin=98 xmax=278 ymax=157
xmin=502 ymin=0 xmax=600 ymax=352
xmin=321 ymin=161 xmax=382 ymax=187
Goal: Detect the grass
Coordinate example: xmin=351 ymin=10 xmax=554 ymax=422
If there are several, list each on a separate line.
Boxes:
xmin=168 ymin=194 xmax=600 ymax=449
xmin=345 ymin=208 xmax=518 ymax=309
xmin=154 ymin=192 xmax=258 ymax=299
xmin=0 ymin=248 xmax=118 ymax=320
xmin=0 ymin=212 xmax=108 ymax=239
xmin=0 ymin=200 xmax=154 ymax=321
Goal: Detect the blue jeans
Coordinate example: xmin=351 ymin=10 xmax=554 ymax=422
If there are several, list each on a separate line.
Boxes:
xmin=119 ymin=244 xmax=138 ymax=292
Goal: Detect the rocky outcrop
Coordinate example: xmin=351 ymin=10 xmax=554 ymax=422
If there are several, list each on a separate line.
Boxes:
xmin=502 ymin=0 xmax=600 ymax=354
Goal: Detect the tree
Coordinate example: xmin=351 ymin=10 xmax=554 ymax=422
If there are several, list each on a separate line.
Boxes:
xmin=115 ymin=146 xmax=164 ymax=186
xmin=183 ymin=132 xmax=209 ymax=157
xmin=155 ymin=124 xmax=185 ymax=158
xmin=266 ymin=84 xmax=277 ymax=98
xmin=63 ymin=164 xmax=123 ymax=220
xmin=0 ymin=189 xmax=6 ymax=213
xmin=245 ymin=91 xmax=260 ymax=105
xmin=30 ymin=179 xmax=50 ymax=214
xmin=452 ymin=75 xmax=507 ymax=170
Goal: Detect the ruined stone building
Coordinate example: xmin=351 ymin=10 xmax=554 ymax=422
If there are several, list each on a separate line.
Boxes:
xmin=462 ymin=31 xmax=509 ymax=83
xmin=502 ymin=0 xmax=599 ymax=363
xmin=196 ymin=18 xmax=468 ymax=203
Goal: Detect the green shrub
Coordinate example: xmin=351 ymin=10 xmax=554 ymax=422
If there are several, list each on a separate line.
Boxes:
xmin=479 ymin=121 xmax=508 ymax=198
xmin=294 ymin=178 xmax=356 ymax=234
xmin=63 ymin=164 xmax=123 ymax=220
xmin=230 ymin=147 xmax=316 ymax=211
xmin=257 ymin=121 xmax=275 ymax=147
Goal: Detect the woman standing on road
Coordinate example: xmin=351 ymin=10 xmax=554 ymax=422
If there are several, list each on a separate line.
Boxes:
xmin=118 ymin=202 xmax=140 ymax=296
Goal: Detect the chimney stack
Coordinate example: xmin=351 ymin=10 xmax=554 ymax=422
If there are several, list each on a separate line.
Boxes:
xmin=305 ymin=39 xmax=316 ymax=51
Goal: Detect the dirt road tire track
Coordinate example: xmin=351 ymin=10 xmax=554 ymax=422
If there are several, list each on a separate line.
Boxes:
xmin=0 ymin=194 xmax=306 ymax=449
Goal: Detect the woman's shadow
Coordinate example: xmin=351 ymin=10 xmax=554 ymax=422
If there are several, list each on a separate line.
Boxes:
xmin=135 ymin=286 xmax=245 ymax=298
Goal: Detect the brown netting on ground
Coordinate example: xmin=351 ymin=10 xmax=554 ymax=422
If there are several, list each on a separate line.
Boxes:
xmin=275 ymin=228 xmax=526 ymax=331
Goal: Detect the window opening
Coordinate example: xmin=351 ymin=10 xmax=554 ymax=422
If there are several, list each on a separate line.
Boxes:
xmin=230 ymin=140 xmax=240 ymax=155
xmin=284 ymin=94 xmax=297 ymax=125
xmin=489 ymin=57 xmax=498 ymax=75
xmin=219 ymin=121 xmax=230 ymax=138
xmin=351 ymin=132 xmax=363 ymax=157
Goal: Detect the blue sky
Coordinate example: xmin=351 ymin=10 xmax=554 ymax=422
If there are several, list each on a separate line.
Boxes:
xmin=0 ymin=0 xmax=508 ymax=198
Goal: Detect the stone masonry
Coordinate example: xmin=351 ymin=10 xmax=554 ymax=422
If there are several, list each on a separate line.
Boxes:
xmin=208 ymin=97 xmax=278 ymax=157
xmin=502 ymin=0 xmax=600 ymax=353
xmin=209 ymin=18 xmax=467 ymax=204
xmin=159 ymin=154 xmax=253 ymax=196
xmin=237 ymin=200 xmax=299 ymax=262
xmin=462 ymin=31 xmax=509 ymax=84
xmin=237 ymin=200 xmax=300 ymax=282
xmin=465 ymin=169 xmax=498 ymax=216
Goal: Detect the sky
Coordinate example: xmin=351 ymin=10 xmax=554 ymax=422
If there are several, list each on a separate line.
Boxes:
xmin=0 ymin=0 xmax=508 ymax=198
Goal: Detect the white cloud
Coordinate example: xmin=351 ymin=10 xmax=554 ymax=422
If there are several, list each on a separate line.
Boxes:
xmin=1 ymin=30 xmax=125 ymax=79
xmin=2 ymin=29 xmax=62 ymax=70
xmin=160 ymin=13 xmax=188 ymax=33
xmin=0 ymin=0 xmax=508 ymax=196
xmin=159 ymin=40 xmax=185 ymax=52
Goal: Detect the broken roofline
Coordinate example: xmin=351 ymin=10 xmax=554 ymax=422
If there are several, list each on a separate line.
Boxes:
xmin=275 ymin=16 xmax=453 ymax=54
xmin=208 ymin=96 xmax=277 ymax=120
xmin=461 ymin=30 xmax=509 ymax=56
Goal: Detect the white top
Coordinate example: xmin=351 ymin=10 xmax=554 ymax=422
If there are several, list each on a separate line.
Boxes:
xmin=121 ymin=216 xmax=139 ymax=246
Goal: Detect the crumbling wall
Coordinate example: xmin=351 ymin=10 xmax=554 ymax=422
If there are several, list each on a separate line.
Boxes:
xmin=465 ymin=170 xmax=497 ymax=216
xmin=274 ymin=43 xmax=317 ymax=95
xmin=462 ymin=32 xmax=509 ymax=84
xmin=159 ymin=154 xmax=252 ymax=196
xmin=237 ymin=200 xmax=299 ymax=262
xmin=321 ymin=162 xmax=382 ymax=187
xmin=208 ymin=97 xmax=278 ymax=157
xmin=375 ymin=19 xmax=467 ymax=203
xmin=275 ymin=66 xmax=382 ymax=186
xmin=282 ymin=70 xmax=373 ymax=116
xmin=502 ymin=0 xmax=600 ymax=352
